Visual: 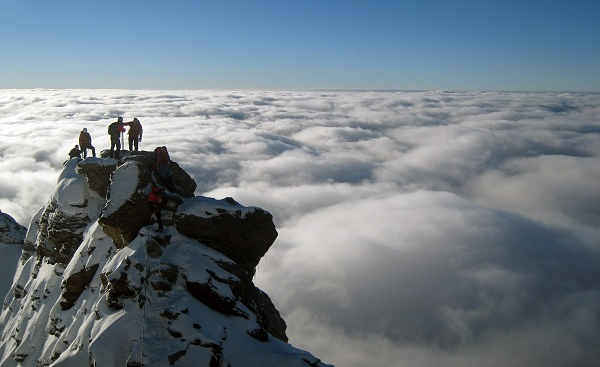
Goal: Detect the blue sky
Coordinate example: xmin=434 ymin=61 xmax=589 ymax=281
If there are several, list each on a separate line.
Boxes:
xmin=1 ymin=0 xmax=599 ymax=91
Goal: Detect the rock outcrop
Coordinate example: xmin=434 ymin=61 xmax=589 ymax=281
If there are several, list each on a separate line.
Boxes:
xmin=33 ymin=159 xmax=94 ymax=265
xmin=76 ymin=158 xmax=117 ymax=197
xmin=0 ymin=152 xmax=330 ymax=367
xmin=175 ymin=197 xmax=278 ymax=273
xmin=98 ymin=159 xmax=153 ymax=248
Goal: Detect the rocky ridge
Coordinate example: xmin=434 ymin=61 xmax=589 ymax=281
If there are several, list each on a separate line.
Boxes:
xmin=0 ymin=151 xmax=329 ymax=367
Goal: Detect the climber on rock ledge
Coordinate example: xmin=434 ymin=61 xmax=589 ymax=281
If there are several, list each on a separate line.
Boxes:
xmin=148 ymin=182 xmax=164 ymax=232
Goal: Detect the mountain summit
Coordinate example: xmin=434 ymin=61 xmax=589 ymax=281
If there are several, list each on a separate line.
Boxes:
xmin=0 ymin=152 xmax=329 ymax=367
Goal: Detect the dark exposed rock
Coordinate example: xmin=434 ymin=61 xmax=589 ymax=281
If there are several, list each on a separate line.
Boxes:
xmin=150 ymin=264 xmax=179 ymax=294
xmin=304 ymin=358 xmax=324 ymax=367
xmin=109 ymin=272 xmax=138 ymax=297
xmin=98 ymin=160 xmax=153 ymax=248
xmin=163 ymin=160 xmax=197 ymax=199
xmin=37 ymin=201 xmax=90 ymax=265
xmin=13 ymin=285 xmax=26 ymax=300
xmin=247 ymin=327 xmax=269 ymax=342
xmin=48 ymin=317 xmax=65 ymax=337
xmin=60 ymin=264 xmax=99 ymax=310
xmin=188 ymin=339 xmax=223 ymax=367
xmin=168 ymin=349 xmax=187 ymax=365
xmin=167 ymin=328 xmax=183 ymax=338
xmin=76 ymin=159 xmax=118 ymax=198
xmin=101 ymin=271 xmax=140 ymax=310
xmin=161 ymin=309 xmax=180 ymax=320
xmin=174 ymin=197 xmax=278 ymax=272
xmin=146 ymin=239 xmax=163 ymax=258
xmin=151 ymin=234 xmax=172 ymax=247
xmin=216 ymin=261 xmax=288 ymax=342
xmin=184 ymin=274 xmax=248 ymax=318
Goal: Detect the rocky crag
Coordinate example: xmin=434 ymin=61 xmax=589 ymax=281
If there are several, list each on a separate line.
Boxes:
xmin=0 ymin=211 xmax=27 ymax=305
xmin=0 ymin=211 xmax=26 ymax=247
xmin=0 ymin=151 xmax=329 ymax=367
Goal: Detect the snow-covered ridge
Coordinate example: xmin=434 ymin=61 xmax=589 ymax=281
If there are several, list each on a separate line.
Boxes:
xmin=0 ymin=154 xmax=330 ymax=367
xmin=177 ymin=196 xmax=257 ymax=219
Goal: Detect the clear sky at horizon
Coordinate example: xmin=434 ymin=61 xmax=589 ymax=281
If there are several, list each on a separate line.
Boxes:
xmin=1 ymin=0 xmax=599 ymax=92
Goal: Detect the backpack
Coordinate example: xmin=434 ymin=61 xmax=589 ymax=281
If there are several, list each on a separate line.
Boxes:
xmin=108 ymin=122 xmax=118 ymax=136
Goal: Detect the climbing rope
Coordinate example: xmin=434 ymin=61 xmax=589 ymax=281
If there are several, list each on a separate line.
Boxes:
xmin=140 ymin=225 xmax=150 ymax=364
xmin=140 ymin=178 xmax=168 ymax=364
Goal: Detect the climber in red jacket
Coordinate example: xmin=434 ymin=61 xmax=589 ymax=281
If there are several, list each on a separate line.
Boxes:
xmin=148 ymin=183 xmax=164 ymax=232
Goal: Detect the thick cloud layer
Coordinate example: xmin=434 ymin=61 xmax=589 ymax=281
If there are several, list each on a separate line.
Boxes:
xmin=1 ymin=89 xmax=599 ymax=366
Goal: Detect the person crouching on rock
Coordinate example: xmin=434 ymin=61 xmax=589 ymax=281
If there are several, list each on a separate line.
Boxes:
xmin=79 ymin=127 xmax=96 ymax=158
xmin=69 ymin=145 xmax=82 ymax=159
xmin=148 ymin=183 xmax=164 ymax=232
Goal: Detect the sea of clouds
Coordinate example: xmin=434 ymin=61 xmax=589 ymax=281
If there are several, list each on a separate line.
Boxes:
xmin=1 ymin=89 xmax=599 ymax=366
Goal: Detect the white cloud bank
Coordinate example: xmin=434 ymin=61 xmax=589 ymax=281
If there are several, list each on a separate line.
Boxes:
xmin=1 ymin=89 xmax=599 ymax=366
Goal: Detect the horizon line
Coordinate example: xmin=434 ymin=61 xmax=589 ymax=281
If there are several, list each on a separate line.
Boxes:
xmin=1 ymin=87 xmax=599 ymax=95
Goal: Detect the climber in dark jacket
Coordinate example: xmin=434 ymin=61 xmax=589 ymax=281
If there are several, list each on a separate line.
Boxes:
xmin=78 ymin=128 xmax=96 ymax=158
xmin=68 ymin=145 xmax=82 ymax=159
xmin=124 ymin=117 xmax=143 ymax=152
xmin=108 ymin=117 xmax=126 ymax=159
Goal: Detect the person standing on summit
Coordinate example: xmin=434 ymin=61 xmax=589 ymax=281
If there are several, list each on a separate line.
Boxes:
xmin=108 ymin=117 xmax=126 ymax=159
xmin=125 ymin=117 xmax=143 ymax=152
xmin=78 ymin=127 xmax=96 ymax=158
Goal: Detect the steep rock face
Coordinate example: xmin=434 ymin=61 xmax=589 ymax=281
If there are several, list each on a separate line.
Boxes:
xmin=37 ymin=201 xmax=91 ymax=265
xmin=175 ymin=197 xmax=278 ymax=273
xmin=98 ymin=159 xmax=153 ymax=248
xmin=33 ymin=159 xmax=97 ymax=265
xmin=76 ymin=158 xmax=117 ymax=197
xmin=0 ymin=154 xmax=330 ymax=367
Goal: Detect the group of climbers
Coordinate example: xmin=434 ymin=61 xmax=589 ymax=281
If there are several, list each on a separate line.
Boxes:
xmin=67 ymin=117 xmax=175 ymax=232
xmin=108 ymin=116 xmax=143 ymax=159
xmin=68 ymin=116 xmax=143 ymax=160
